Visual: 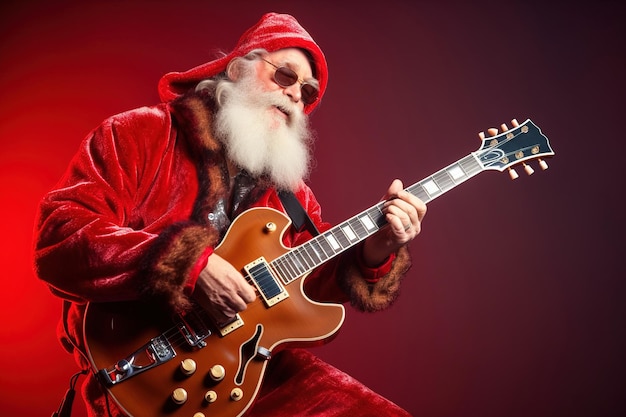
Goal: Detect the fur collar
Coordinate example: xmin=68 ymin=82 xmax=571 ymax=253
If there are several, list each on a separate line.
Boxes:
xmin=169 ymin=92 xmax=230 ymax=226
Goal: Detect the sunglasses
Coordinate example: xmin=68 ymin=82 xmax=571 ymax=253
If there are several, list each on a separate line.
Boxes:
xmin=260 ymin=58 xmax=319 ymax=105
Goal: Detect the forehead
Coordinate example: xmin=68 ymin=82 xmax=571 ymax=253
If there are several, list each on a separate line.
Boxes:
xmin=267 ymin=48 xmax=314 ymax=78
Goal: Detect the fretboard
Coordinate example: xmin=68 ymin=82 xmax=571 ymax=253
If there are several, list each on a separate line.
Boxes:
xmin=271 ymin=152 xmax=485 ymax=285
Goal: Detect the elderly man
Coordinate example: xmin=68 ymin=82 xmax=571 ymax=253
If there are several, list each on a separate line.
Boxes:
xmin=35 ymin=12 xmax=426 ymax=417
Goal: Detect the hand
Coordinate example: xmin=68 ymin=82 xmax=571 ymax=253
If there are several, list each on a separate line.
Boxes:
xmin=362 ymin=179 xmax=427 ymax=266
xmin=193 ymin=253 xmax=256 ymax=325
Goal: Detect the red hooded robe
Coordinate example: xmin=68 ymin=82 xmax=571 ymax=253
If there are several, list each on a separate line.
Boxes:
xmin=34 ymin=13 xmax=412 ymax=417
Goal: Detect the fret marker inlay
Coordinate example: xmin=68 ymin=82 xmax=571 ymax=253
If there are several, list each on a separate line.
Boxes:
xmin=326 ymin=234 xmax=340 ymax=251
xmin=359 ymin=215 xmax=375 ymax=230
xmin=342 ymin=225 xmax=357 ymax=241
xmin=423 ymin=180 xmax=440 ymax=195
xmin=448 ymin=166 xmax=465 ymax=180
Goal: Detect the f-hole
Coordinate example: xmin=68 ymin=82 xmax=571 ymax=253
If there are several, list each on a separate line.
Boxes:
xmin=236 ymin=324 xmax=263 ymax=384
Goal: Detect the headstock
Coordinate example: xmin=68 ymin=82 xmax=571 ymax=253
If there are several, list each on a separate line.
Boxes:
xmin=475 ymin=119 xmax=554 ymax=179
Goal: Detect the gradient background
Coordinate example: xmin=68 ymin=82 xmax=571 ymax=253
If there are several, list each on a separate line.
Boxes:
xmin=1 ymin=1 xmax=624 ymax=416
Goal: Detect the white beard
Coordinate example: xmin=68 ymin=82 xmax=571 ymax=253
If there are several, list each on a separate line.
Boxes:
xmin=213 ymin=73 xmax=313 ymax=191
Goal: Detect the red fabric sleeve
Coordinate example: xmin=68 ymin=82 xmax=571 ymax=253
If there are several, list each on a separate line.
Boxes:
xmin=33 ymin=105 xmax=197 ymax=302
xmin=185 ymin=246 xmax=214 ymax=294
xmin=355 ymin=247 xmax=396 ymax=283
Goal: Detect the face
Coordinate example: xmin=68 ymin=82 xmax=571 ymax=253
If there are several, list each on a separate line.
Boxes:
xmin=214 ymin=49 xmax=315 ymax=191
xmin=248 ymin=48 xmax=316 ymax=120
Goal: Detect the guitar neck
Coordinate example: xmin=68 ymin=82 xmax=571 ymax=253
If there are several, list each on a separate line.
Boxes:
xmin=273 ymin=118 xmax=553 ymax=285
xmin=273 ymin=153 xmax=484 ymax=285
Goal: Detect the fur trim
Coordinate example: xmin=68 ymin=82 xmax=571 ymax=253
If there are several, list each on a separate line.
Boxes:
xmin=140 ymin=222 xmax=220 ymax=312
xmin=337 ymin=247 xmax=412 ymax=312
xmin=170 ymin=92 xmax=230 ymax=223
xmin=170 ymin=93 xmax=222 ymax=154
xmin=141 ymin=92 xmax=229 ymax=312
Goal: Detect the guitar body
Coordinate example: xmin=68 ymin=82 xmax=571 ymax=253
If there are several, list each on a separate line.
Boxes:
xmin=84 ymin=208 xmax=346 ymax=417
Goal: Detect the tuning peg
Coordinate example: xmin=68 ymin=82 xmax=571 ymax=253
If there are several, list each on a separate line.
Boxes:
xmin=478 ymin=131 xmax=485 ymax=141
xmin=509 ymin=167 xmax=519 ymax=180
xmin=523 ymin=163 xmax=534 ymax=175
xmin=500 ymin=123 xmax=509 ymax=132
xmin=487 ymin=128 xmax=498 ymax=136
xmin=538 ymin=158 xmax=549 ymax=170
xmin=511 ymin=119 xmax=519 ymax=127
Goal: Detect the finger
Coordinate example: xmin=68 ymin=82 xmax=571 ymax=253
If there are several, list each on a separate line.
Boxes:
xmin=381 ymin=179 xmax=404 ymax=201
xmin=385 ymin=204 xmax=422 ymax=237
xmin=238 ymin=283 xmax=257 ymax=304
xmin=388 ymin=179 xmax=404 ymax=195
xmin=384 ymin=200 xmax=416 ymax=225
xmin=212 ymin=307 xmax=237 ymax=327
xmin=385 ymin=212 xmax=407 ymax=233
xmin=225 ymin=295 xmax=249 ymax=313
xmin=393 ymin=190 xmax=427 ymax=223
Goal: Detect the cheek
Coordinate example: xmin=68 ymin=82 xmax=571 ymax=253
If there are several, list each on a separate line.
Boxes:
xmin=261 ymin=78 xmax=281 ymax=93
xmin=253 ymin=71 xmax=279 ymax=93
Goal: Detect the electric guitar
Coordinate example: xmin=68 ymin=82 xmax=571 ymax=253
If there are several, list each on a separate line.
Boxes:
xmin=84 ymin=119 xmax=554 ymax=417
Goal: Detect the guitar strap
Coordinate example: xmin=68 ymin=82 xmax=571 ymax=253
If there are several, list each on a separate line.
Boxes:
xmin=278 ymin=190 xmax=320 ymax=236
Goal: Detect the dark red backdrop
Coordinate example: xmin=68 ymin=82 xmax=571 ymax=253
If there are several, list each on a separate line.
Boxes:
xmin=1 ymin=1 xmax=624 ymax=416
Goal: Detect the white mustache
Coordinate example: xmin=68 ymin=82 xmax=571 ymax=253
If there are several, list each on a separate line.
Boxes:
xmin=267 ymin=94 xmax=300 ymax=120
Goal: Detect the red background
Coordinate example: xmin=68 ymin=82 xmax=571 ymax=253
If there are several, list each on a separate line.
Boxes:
xmin=1 ymin=1 xmax=624 ymax=416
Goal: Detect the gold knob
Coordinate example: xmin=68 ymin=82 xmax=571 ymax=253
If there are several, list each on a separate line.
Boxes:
xmin=171 ymin=387 xmax=188 ymax=404
xmin=230 ymin=387 xmax=243 ymax=401
xmin=204 ymin=390 xmax=218 ymax=403
xmin=209 ymin=364 xmax=225 ymax=381
xmin=193 ymin=413 xmax=206 ymax=417
xmin=180 ymin=358 xmax=197 ymax=375
xmin=265 ymin=222 xmax=277 ymax=233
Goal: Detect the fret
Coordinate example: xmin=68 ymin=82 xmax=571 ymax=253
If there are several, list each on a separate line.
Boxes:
xmin=358 ymin=213 xmax=376 ymax=232
xmin=368 ymin=205 xmax=387 ymax=229
xmin=290 ymin=250 xmax=307 ymax=274
xmin=348 ymin=217 xmax=369 ymax=240
xmin=297 ymin=246 xmax=315 ymax=270
xmin=462 ymin=155 xmax=482 ymax=176
xmin=433 ymin=170 xmax=454 ymax=192
xmin=408 ymin=183 xmax=429 ymax=202
xmin=273 ymin=258 xmax=293 ymax=284
xmin=446 ymin=164 xmax=467 ymax=182
xmin=308 ymin=239 xmax=328 ymax=263
xmin=341 ymin=224 xmax=357 ymax=241
xmin=324 ymin=232 xmax=341 ymax=251
xmin=421 ymin=178 xmax=441 ymax=199
xmin=331 ymin=227 xmax=350 ymax=249
xmin=318 ymin=233 xmax=338 ymax=256
xmin=298 ymin=245 xmax=316 ymax=268
xmin=280 ymin=255 xmax=299 ymax=281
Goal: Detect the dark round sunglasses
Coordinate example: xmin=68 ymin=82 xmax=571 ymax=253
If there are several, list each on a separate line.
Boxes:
xmin=260 ymin=58 xmax=319 ymax=105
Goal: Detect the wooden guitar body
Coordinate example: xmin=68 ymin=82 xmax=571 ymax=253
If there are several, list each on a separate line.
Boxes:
xmin=85 ymin=208 xmax=345 ymax=417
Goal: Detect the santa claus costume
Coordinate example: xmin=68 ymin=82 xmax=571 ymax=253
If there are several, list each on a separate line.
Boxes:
xmin=34 ymin=13 xmax=412 ymax=417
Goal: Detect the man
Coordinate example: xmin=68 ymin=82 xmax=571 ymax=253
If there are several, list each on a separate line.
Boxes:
xmin=34 ymin=13 xmax=426 ymax=417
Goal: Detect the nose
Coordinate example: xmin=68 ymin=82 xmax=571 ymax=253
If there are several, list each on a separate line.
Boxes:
xmin=283 ymin=82 xmax=302 ymax=104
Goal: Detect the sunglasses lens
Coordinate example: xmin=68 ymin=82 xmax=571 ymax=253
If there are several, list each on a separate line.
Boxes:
xmin=273 ymin=66 xmax=319 ymax=105
xmin=301 ymin=84 xmax=319 ymax=105
xmin=274 ymin=67 xmax=298 ymax=87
